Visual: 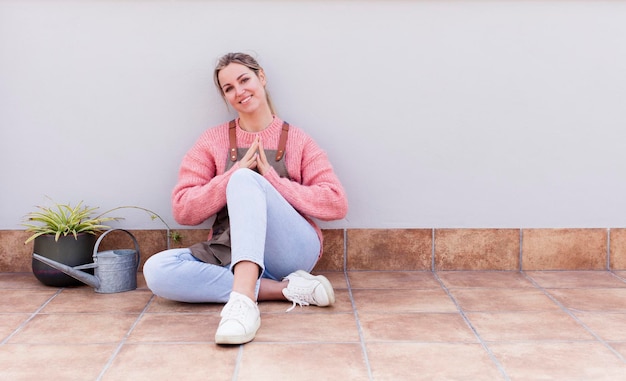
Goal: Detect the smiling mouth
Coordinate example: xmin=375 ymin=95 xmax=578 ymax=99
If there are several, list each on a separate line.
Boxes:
xmin=240 ymin=95 xmax=252 ymax=104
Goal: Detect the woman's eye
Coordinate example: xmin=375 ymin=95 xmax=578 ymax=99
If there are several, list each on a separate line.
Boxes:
xmin=224 ymin=86 xmax=233 ymax=93
xmin=241 ymin=77 xmax=249 ymax=84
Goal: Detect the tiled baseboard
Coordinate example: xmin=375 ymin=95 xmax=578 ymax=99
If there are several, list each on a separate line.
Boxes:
xmin=2 ymin=228 xmax=625 ymax=273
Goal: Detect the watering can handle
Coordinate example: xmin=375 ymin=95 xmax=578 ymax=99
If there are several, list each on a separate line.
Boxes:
xmin=93 ymin=229 xmax=141 ymax=266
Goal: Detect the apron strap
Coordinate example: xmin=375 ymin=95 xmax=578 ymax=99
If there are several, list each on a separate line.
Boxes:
xmin=228 ymin=120 xmax=238 ymax=162
xmin=275 ymin=121 xmax=290 ymax=161
xmin=228 ymin=119 xmax=290 ymax=162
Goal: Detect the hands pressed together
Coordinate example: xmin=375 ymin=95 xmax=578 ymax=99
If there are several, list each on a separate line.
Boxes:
xmin=238 ymin=136 xmax=270 ymax=175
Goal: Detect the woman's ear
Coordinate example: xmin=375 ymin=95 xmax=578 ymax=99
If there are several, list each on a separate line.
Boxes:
xmin=258 ymin=70 xmax=267 ymax=86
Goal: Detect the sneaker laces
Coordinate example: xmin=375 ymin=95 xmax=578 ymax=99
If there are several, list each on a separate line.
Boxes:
xmin=221 ymin=296 xmax=249 ymax=321
xmin=283 ymin=288 xmax=316 ymax=312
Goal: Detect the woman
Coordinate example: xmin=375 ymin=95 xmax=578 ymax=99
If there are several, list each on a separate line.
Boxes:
xmin=144 ymin=52 xmax=348 ymax=345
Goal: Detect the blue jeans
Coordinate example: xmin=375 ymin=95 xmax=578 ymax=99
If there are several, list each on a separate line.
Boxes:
xmin=144 ymin=169 xmax=321 ymax=303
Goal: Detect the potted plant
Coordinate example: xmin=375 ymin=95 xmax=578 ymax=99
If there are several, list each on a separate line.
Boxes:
xmin=23 ymin=201 xmax=115 ymax=287
xmin=23 ymin=200 xmax=183 ymax=287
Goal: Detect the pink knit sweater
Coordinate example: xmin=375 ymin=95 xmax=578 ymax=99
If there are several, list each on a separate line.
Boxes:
xmin=172 ymin=116 xmax=348 ymax=250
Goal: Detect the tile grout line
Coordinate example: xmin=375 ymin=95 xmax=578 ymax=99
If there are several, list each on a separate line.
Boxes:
xmin=607 ymin=228 xmax=611 ymax=271
xmin=343 ymin=228 xmax=347 ymax=273
xmin=95 ymin=294 xmax=156 ymax=381
xmin=231 ymin=345 xmax=244 ymax=381
xmin=344 ymin=270 xmax=374 ymax=380
xmin=431 ymin=228 xmax=435 ymax=272
xmin=519 ymin=229 xmax=523 ymax=271
xmin=521 ymin=271 xmax=626 ymax=364
xmin=611 ymin=271 xmax=626 ymax=283
xmin=433 ymin=273 xmax=511 ymax=381
xmin=1 ymin=288 xmax=63 ymax=345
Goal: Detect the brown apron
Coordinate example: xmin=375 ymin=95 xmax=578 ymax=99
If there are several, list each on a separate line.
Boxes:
xmin=189 ymin=120 xmax=291 ymax=265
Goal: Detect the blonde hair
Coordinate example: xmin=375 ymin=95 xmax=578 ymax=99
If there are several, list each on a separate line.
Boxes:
xmin=213 ymin=52 xmax=276 ymax=114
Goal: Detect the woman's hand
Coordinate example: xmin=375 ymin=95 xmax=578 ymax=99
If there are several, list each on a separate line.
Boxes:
xmin=255 ymin=138 xmax=270 ymax=175
xmin=239 ymin=136 xmax=270 ymax=175
xmin=239 ymin=137 xmax=260 ymax=171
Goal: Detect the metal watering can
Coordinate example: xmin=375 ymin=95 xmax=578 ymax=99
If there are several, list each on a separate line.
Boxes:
xmin=33 ymin=229 xmax=140 ymax=293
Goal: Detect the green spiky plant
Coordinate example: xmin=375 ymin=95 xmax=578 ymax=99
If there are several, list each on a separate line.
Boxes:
xmin=22 ymin=201 xmax=117 ymax=244
xmin=23 ymin=200 xmax=182 ymax=248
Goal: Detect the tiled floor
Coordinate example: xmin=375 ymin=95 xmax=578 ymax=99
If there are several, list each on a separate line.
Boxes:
xmin=2 ymin=270 xmax=626 ymax=380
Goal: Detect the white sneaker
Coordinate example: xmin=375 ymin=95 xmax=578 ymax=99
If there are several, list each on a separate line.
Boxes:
xmin=282 ymin=270 xmax=335 ymax=312
xmin=215 ymin=291 xmax=260 ymax=345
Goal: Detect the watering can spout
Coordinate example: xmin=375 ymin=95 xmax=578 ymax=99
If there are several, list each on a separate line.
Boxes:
xmin=32 ymin=253 xmax=100 ymax=289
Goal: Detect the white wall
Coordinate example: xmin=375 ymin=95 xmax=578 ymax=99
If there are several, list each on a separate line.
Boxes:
xmin=1 ymin=0 xmax=625 ymax=230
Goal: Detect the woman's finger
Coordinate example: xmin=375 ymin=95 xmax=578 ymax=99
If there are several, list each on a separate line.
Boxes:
xmin=256 ymin=138 xmax=270 ymax=175
xmin=239 ymin=137 xmax=260 ymax=169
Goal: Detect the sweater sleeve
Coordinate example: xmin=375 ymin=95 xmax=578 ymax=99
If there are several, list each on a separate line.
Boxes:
xmin=264 ymin=133 xmax=348 ymax=221
xmin=171 ymin=128 xmax=237 ymax=226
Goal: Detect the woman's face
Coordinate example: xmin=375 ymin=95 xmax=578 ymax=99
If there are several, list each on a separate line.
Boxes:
xmin=217 ymin=63 xmax=268 ymax=114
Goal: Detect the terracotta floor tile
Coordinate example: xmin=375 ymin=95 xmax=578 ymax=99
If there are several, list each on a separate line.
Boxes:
xmin=127 ymin=313 xmax=217 ymax=343
xmin=489 ymin=342 xmax=626 ymax=380
xmin=0 ymin=314 xmax=29 ymax=343
xmin=611 ymin=342 xmax=626 ymax=359
xmin=435 ymin=228 xmax=520 ymax=271
xmin=0 ymin=343 xmax=116 ymax=381
xmin=522 ymin=228 xmax=607 ymax=270
xmin=255 ymin=312 xmax=359 ymax=342
xmin=101 ymin=343 xmax=237 ymax=381
xmin=238 ymin=343 xmax=369 ymax=381
xmin=7 ymin=313 xmax=137 ymax=344
xmin=548 ymin=288 xmax=626 ymax=312
xmin=4 ymin=269 xmax=626 ymax=379
xmin=352 ymin=289 xmax=458 ymax=313
xmin=347 ymin=229 xmax=432 ymax=271
xmin=526 ymin=271 xmax=626 ymax=288
xmin=359 ymin=312 xmax=477 ymax=342
xmin=367 ymin=342 xmax=505 ymax=380
xmin=610 ymin=229 xmax=626 ymax=270
xmin=450 ymin=289 xmax=560 ymax=312
xmin=466 ymin=311 xmax=595 ymax=342
xmin=437 ymin=271 xmax=534 ymax=289
xmin=0 ymin=289 xmax=58 ymax=313
xmin=41 ymin=288 xmax=153 ymax=313
xmin=314 ymin=229 xmax=345 ymax=271
xmin=348 ymin=270 xmax=440 ymax=289
xmin=145 ymin=296 xmax=221 ymax=314
xmin=0 ymin=231 xmax=33 ymax=272
xmin=574 ymin=312 xmax=626 ymax=341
